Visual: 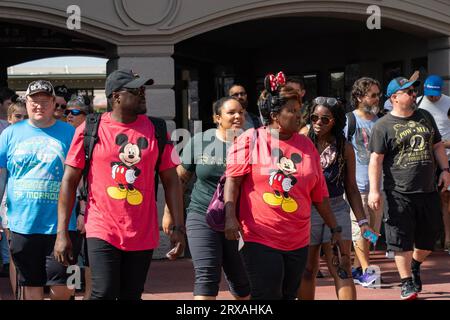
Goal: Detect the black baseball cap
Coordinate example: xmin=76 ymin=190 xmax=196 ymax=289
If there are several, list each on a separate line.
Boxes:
xmin=105 ymin=69 xmax=154 ymax=98
xmin=25 ymin=80 xmax=56 ymax=97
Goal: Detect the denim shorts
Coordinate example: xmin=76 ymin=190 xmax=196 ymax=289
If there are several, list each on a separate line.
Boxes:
xmin=310 ymin=196 xmax=352 ymax=245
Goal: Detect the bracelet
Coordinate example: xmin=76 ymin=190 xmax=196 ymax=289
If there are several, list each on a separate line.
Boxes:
xmin=358 ymin=219 xmax=369 ymax=227
xmin=441 ymin=168 xmax=450 ymax=173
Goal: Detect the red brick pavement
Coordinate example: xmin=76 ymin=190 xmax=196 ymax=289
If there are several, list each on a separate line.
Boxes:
xmin=1 ymin=250 xmax=449 ymax=300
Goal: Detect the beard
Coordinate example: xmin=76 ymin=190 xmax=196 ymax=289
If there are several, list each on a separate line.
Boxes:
xmin=136 ymin=98 xmax=147 ymax=114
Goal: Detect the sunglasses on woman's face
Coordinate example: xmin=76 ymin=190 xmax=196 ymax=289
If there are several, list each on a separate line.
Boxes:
xmin=64 ymin=109 xmax=86 ymax=116
xmin=310 ymin=114 xmax=333 ymax=125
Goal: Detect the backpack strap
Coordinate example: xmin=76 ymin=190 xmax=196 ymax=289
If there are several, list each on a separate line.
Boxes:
xmin=148 ymin=116 xmax=168 ymax=201
xmin=80 ymin=113 xmax=102 ymax=201
xmin=345 ymin=111 xmax=356 ymax=142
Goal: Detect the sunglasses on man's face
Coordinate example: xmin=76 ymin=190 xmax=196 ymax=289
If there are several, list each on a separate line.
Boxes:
xmin=56 ymin=103 xmax=67 ymax=109
xmin=64 ymin=109 xmax=86 ymax=116
xmin=398 ymin=88 xmax=418 ymax=97
xmin=122 ymin=87 xmax=145 ymax=97
xmin=310 ymin=114 xmax=333 ymax=125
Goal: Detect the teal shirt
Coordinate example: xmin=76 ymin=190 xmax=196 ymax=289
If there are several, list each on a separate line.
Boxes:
xmin=181 ymin=129 xmax=230 ymax=216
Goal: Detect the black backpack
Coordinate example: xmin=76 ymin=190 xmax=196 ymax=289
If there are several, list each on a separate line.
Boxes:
xmin=345 ymin=111 xmax=357 ymax=142
xmin=79 ymin=113 xmax=168 ymax=201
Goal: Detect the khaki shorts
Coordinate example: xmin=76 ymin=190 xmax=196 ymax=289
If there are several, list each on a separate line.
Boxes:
xmin=350 ymin=192 xmax=383 ymax=241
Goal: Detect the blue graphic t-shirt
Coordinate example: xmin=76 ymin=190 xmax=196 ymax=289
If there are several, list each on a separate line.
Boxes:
xmin=344 ymin=111 xmax=378 ymax=192
xmin=0 ymin=120 xmax=77 ymax=234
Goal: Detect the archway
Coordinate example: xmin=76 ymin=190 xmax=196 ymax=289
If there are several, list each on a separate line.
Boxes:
xmin=174 ymin=13 xmax=446 ymax=130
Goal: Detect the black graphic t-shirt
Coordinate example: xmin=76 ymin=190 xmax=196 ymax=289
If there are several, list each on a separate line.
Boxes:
xmin=369 ymin=109 xmax=441 ymax=193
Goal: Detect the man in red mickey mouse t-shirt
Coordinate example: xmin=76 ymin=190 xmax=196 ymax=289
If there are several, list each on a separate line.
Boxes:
xmin=54 ymin=69 xmax=185 ymax=300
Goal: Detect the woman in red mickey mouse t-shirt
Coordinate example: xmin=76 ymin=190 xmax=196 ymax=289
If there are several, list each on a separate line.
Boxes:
xmin=224 ymin=74 xmax=343 ymax=300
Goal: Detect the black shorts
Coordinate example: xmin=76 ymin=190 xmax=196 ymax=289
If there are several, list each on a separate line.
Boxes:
xmin=10 ymin=231 xmax=81 ymax=287
xmin=383 ymin=191 xmax=443 ymax=252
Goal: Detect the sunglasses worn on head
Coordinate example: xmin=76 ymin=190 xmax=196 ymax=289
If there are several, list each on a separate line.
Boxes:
xmin=231 ymin=92 xmax=247 ymax=98
xmin=64 ymin=109 xmax=86 ymax=116
xmin=310 ymin=114 xmax=333 ymax=125
xmin=313 ymin=96 xmax=338 ymax=107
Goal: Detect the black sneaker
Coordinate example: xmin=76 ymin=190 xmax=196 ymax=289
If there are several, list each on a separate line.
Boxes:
xmin=412 ymin=268 xmax=422 ymax=292
xmin=401 ymin=280 xmax=418 ymax=300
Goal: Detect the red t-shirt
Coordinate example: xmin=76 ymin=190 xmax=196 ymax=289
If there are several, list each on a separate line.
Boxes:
xmin=226 ymin=128 xmax=328 ymax=251
xmin=65 ymin=113 xmax=179 ymax=251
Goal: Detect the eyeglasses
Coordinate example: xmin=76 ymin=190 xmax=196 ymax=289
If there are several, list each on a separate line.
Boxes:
xmin=56 ymin=103 xmax=67 ymax=109
xmin=64 ymin=109 xmax=86 ymax=116
xmin=366 ymin=92 xmax=382 ymax=99
xmin=231 ymin=92 xmax=247 ymax=98
xmin=397 ymin=88 xmax=418 ymax=96
xmin=332 ymin=244 xmax=349 ymax=279
xmin=122 ymin=87 xmax=145 ymax=97
xmin=313 ymin=96 xmax=339 ymax=107
xmin=310 ymin=114 xmax=333 ymax=125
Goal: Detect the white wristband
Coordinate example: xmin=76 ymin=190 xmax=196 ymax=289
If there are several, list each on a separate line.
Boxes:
xmin=358 ymin=219 xmax=369 ymax=227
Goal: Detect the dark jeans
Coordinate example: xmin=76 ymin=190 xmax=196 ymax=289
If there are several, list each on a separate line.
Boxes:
xmin=87 ymin=237 xmax=153 ymax=300
xmin=186 ymin=212 xmax=250 ymax=297
xmin=240 ymin=241 xmax=308 ymax=300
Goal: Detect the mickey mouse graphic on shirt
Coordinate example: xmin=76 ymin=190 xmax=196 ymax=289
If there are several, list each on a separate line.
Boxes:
xmin=107 ymin=134 xmax=148 ymax=205
xmin=263 ymin=149 xmax=302 ymax=213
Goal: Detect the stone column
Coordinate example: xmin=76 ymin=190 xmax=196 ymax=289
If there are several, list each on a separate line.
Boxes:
xmin=107 ymin=45 xmax=177 ymax=259
xmin=428 ymin=37 xmax=450 ymax=95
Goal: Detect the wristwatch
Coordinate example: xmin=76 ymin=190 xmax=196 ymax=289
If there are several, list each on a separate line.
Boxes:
xmin=171 ymin=225 xmax=186 ymax=234
xmin=442 ymin=167 xmax=450 ymax=173
xmin=330 ymin=225 xmax=342 ymax=234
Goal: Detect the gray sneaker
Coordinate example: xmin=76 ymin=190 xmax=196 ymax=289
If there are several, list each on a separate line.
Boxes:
xmin=401 ymin=280 xmax=418 ymax=300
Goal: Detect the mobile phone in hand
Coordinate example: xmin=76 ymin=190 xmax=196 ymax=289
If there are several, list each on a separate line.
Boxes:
xmin=363 ymin=229 xmax=378 ymax=245
xmin=166 ymin=246 xmax=178 ymax=260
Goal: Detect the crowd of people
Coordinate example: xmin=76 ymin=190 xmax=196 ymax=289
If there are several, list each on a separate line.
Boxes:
xmin=0 ymin=68 xmax=448 ymax=301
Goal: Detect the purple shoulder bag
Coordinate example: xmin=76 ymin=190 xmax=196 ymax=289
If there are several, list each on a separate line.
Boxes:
xmin=205 ymin=128 xmax=259 ymax=232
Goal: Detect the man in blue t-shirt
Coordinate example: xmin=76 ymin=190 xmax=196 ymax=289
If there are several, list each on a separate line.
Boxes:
xmin=0 ymin=80 xmax=78 ymax=300
xmin=345 ymin=77 xmax=383 ymax=287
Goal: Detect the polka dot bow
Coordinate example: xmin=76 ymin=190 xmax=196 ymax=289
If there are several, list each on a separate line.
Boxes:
xmin=265 ymin=71 xmax=286 ymax=94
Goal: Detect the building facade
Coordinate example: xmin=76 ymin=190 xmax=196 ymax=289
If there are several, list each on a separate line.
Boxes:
xmin=1 ymin=0 xmax=449 ymax=257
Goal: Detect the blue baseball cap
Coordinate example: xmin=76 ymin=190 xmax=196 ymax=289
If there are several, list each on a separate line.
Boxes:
xmin=424 ymin=75 xmax=443 ymax=96
xmin=386 ymin=77 xmax=420 ymax=97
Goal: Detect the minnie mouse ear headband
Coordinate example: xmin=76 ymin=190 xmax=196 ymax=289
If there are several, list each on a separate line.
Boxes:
xmin=258 ymin=71 xmax=287 ymax=124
